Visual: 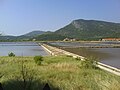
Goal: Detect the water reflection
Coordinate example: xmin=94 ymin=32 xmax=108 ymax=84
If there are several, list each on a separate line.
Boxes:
xmin=62 ymin=48 xmax=120 ymax=69
xmin=49 ymin=42 xmax=120 ymax=69
xmin=0 ymin=42 xmax=49 ymax=56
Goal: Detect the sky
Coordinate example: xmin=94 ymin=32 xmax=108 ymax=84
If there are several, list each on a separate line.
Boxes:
xmin=0 ymin=0 xmax=120 ymax=36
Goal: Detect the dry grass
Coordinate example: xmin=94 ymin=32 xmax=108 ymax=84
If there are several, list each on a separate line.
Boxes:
xmin=0 ymin=55 xmax=120 ymax=90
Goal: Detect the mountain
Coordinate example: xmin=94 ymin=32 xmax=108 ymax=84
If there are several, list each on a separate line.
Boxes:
xmin=0 ymin=36 xmax=16 ymax=41
xmin=23 ymin=31 xmax=45 ymax=37
xmin=1 ymin=19 xmax=120 ymax=41
xmin=15 ymin=31 xmax=46 ymax=41
xmin=0 ymin=31 xmax=45 ymax=41
xmin=30 ymin=32 xmax=67 ymax=41
xmin=55 ymin=19 xmax=120 ymax=40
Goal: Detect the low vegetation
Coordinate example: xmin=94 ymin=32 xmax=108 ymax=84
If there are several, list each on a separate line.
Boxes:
xmin=0 ymin=56 xmax=120 ymax=90
xmin=8 ymin=52 xmax=15 ymax=57
xmin=34 ymin=56 xmax=43 ymax=65
xmin=81 ymin=57 xmax=98 ymax=69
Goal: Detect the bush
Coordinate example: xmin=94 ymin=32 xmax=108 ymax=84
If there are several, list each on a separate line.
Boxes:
xmin=8 ymin=52 xmax=15 ymax=57
xmin=34 ymin=56 xmax=43 ymax=65
xmin=81 ymin=57 xmax=98 ymax=69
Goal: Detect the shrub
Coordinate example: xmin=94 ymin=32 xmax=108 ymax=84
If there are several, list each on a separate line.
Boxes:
xmin=75 ymin=57 xmax=81 ymax=61
xmin=0 ymin=73 xmax=3 ymax=78
xmin=81 ymin=57 xmax=98 ymax=69
xmin=34 ymin=56 xmax=43 ymax=65
xmin=8 ymin=52 xmax=15 ymax=57
xmin=66 ymin=55 xmax=73 ymax=57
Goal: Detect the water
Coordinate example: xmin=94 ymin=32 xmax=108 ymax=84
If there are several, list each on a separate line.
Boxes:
xmin=94 ymin=48 xmax=120 ymax=69
xmin=0 ymin=42 xmax=49 ymax=56
xmin=63 ymin=48 xmax=120 ymax=69
xmin=49 ymin=42 xmax=120 ymax=69
xmin=50 ymin=41 xmax=120 ymax=47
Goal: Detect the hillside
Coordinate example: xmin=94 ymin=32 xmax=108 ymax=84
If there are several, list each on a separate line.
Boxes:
xmin=31 ymin=33 xmax=67 ymax=41
xmin=23 ymin=31 xmax=45 ymax=37
xmin=15 ymin=31 xmax=45 ymax=41
xmin=55 ymin=19 xmax=120 ymax=40
xmin=1 ymin=19 xmax=120 ymax=41
xmin=0 ymin=31 xmax=45 ymax=41
xmin=0 ymin=36 xmax=16 ymax=41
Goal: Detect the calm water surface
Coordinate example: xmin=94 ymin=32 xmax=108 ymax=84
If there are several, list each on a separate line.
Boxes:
xmin=49 ymin=42 xmax=120 ymax=69
xmin=63 ymin=48 xmax=120 ymax=69
xmin=0 ymin=42 xmax=49 ymax=56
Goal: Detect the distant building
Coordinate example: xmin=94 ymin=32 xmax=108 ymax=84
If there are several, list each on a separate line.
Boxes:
xmin=102 ymin=38 xmax=120 ymax=41
xmin=63 ymin=38 xmax=76 ymax=41
xmin=32 ymin=39 xmax=36 ymax=41
xmin=63 ymin=38 xmax=70 ymax=41
xmin=70 ymin=38 xmax=76 ymax=41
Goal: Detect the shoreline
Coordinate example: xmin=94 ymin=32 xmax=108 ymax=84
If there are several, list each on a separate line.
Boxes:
xmin=40 ymin=43 xmax=120 ymax=76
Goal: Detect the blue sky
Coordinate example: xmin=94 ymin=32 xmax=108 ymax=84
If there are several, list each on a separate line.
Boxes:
xmin=0 ymin=0 xmax=120 ymax=35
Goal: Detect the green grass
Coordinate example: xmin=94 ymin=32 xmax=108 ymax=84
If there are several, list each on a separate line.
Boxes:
xmin=0 ymin=56 xmax=120 ymax=90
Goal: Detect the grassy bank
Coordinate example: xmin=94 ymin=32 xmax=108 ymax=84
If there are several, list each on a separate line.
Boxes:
xmin=0 ymin=56 xmax=120 ymax=90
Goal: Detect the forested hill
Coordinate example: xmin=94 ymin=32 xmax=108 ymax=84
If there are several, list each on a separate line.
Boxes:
xmin=0 ymin=31 xmax=45 ymax=41
xmin=1 ymin=19 xmax=120 ymax=41
xmin=23 ymin=31 xmax=45 ymax=37
xmin=55 ymin=19 xmax=120 ymax=40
